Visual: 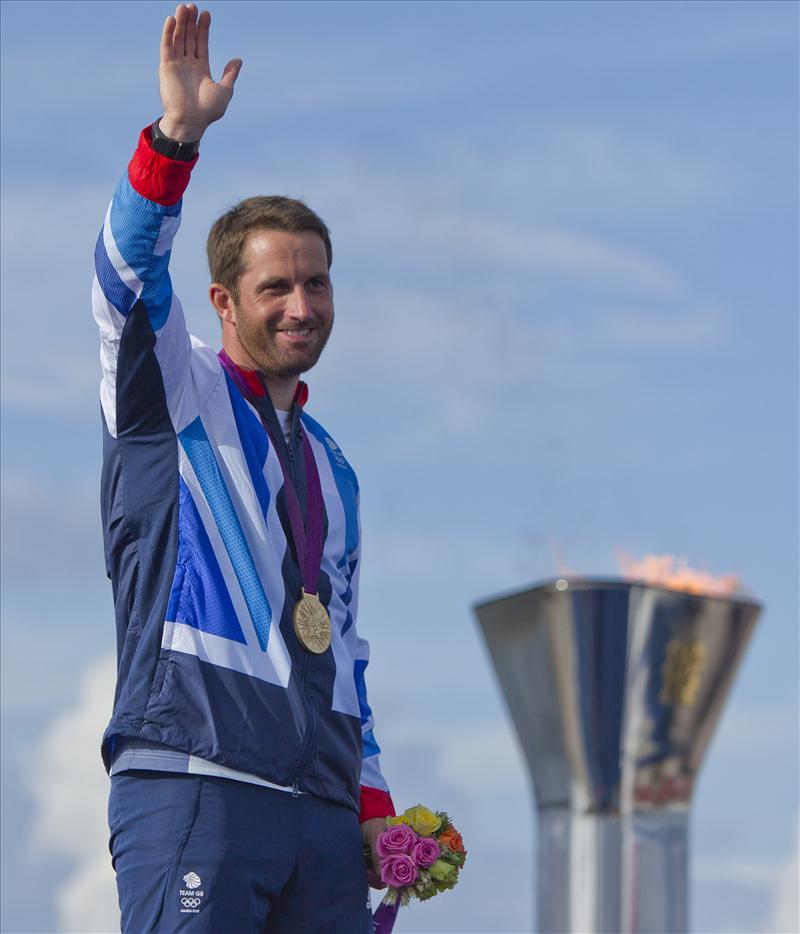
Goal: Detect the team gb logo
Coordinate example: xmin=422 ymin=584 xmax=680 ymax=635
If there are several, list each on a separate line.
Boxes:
xmin=183 ymin=872 xmax=201 ymax=890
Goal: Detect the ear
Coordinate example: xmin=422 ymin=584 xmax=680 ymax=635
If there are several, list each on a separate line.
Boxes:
xmin=209 ymin=283 xmax=237 ymax=325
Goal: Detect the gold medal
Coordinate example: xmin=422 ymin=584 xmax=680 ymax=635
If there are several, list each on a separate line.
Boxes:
xmin=293 ymin=588 xmax=331 ymax=653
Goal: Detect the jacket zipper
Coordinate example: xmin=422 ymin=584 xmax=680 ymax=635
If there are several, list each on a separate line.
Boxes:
xmin=286 ymin=403 xmax=318 ymax=794
xmin=290 ymin=647 xmax=319 ymax=793
xmin=227 ymin=369 xmax=321 ymax=795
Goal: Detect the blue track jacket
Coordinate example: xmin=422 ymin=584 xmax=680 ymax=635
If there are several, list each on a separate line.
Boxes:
xmin=93 ymin=126 xmax=394 ymax=822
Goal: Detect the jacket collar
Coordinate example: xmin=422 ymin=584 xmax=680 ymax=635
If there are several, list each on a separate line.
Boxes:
xmin=218 ymin=350 xmax=309 ymax=408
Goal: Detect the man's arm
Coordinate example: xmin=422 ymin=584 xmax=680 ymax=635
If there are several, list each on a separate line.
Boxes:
xmin=356 ymin=636 xmax=395 ymax=889
xmin=92 ymin=4 xmax=241 ymax=437
xmin=348 ymin=519 xmax=395 ymax=888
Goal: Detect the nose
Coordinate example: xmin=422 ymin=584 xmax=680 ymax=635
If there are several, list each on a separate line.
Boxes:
xmin=288 ymin=285 xmax=313 ymax=320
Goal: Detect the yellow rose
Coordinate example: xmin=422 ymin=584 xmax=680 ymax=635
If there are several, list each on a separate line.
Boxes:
xmin=403 ymin=805 xmax=442 ymax=836
xmin=385 ymin=815 xmax=411 ymax=827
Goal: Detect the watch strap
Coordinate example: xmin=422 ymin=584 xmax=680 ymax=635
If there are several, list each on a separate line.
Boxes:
xmin=150 ymin=119 xmax=200 ymax=162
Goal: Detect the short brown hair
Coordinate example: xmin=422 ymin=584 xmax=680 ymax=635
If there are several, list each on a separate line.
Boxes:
xmin=207 ymin=196 xmax=332 ymax=300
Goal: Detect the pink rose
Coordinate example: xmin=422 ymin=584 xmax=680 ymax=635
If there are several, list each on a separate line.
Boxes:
xmin=380 ymin=854 xmax=419 ymax=888
xmin=412 ymin=837 xmax=440 ymax=868
xmin=376 ymin=823 xmax=418 ymax=858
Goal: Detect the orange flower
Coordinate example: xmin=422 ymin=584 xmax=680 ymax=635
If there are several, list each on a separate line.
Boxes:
xmin=438 ymin=828 xmax=465 ymax=854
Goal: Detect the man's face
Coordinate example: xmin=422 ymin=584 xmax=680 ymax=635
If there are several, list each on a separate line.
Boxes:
xmin=226 ymin=228 xmax=333 ymax=379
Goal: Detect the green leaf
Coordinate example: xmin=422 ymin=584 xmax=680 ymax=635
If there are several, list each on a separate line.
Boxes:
xmin=435 ymin=810 xmax=453 ymax=833
xmin=441 ymin=847 xmax=461 ymax=865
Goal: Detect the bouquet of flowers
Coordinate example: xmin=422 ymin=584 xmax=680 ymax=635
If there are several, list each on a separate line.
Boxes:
xmin=368 ymin=804 xmax=467 ymax=933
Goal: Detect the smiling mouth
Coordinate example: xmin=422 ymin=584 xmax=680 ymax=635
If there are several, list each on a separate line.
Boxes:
xmin=277 ymin=327 xmax=314 ymax=338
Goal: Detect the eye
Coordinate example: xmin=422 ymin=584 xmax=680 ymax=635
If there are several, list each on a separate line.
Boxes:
xmin=308 ymin=278 xmax=329 ymax=291
xmin=258 ymin=280 xmax=290 ymax=295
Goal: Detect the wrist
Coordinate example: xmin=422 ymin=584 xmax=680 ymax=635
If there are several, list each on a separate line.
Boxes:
xmin=157 ymin=115 xmax=207 ymax=143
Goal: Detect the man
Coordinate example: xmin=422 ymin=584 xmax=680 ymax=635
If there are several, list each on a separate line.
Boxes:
xmin=94 ymin=5 xmax=393 ymax=931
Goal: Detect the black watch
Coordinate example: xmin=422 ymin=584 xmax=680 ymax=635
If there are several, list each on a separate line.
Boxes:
xmin=151 ymin=119 xmax=200 ymax=162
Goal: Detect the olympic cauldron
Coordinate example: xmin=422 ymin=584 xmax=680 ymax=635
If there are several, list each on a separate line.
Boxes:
xmin=475 ymin=577 xmax=760 ymax=934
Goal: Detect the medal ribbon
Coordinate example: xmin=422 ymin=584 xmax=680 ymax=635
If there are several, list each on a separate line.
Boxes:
xmin=219 ymin=351 xmax=325 ymax=597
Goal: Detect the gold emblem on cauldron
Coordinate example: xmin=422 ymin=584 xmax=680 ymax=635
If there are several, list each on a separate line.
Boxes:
xmin=659 ymin=638 xmax=707 ymax=707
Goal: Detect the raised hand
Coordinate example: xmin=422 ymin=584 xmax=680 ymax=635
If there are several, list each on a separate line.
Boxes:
xmin=159 ymin=3 xmax=242 ymax=142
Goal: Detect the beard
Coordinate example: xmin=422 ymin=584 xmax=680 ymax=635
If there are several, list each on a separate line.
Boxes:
xmin=234 ymin=307 xmax=334 ymax=380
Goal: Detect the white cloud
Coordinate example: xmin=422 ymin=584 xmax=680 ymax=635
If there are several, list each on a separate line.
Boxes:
xmin=55 ymin=858 xmax=121 ymax=934
xmin=372 ymin=715 xmax=532 ymax=932
xmin=764 ymin=817 xmax=800 ymax=934
xmin=328 ymin=201 xmax=687 ymax=296
xmin=608 ymin=11 xmax=797 ymax=65
xmin=708 ymin=700 xmax=799 ymax=760
xmin=27 ymin=653 xmax=119 ymax=933
xmin=0 ymin=346 xmax=100 ymax=412
xmin=414 ymin=215 xmax=686 ymax=296
xmin=1 ymin=185 xmax=108 ymax=415
xmin=362 ymin=522 xmax=532 ymax=593
xmin=695 ymin=819 xmax=800 ymax=934
xmin=599 ymin=306 xmax=725 ymax=349
xmin=696 ymin=858 xmax=781 ymax=886
xmin=425 ymin=720 xmax=528 ymax=798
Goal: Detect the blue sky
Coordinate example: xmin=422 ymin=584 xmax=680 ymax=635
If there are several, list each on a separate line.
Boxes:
xmin=1 ymin=1 xmax=798 ymax=931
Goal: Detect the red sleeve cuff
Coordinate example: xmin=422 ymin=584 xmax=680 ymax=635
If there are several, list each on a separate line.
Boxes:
xmin=359 ymin=786 xmax=395 ymax=824
xmin=127 ymin=125 xmax=198 ymax=206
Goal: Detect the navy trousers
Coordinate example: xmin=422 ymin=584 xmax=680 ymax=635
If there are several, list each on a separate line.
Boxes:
xmin=108 ymin=771 xmax=373 ymax=933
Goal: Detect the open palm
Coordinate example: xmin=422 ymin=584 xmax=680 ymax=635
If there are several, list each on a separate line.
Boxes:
xmin=159 ymin=3 xmax=242 ymax=141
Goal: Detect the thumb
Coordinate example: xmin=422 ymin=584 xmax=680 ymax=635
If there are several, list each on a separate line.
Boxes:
xmin=220 ymin=58 xmax=243 ymax=91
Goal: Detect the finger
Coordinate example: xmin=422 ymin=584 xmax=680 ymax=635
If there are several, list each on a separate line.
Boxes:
xmin=195 ymin=9 xmax=210 ymax=61
xmin=160 ymin=15 xmax=176 ymax=63
xmin=173 ymin=4 xmax=188 ymax=57
xmin=219 ymin=58 xmax=243 ymax=91
xmin=184 ymin=3 xmax=198 ymax=57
